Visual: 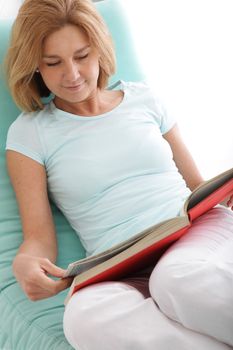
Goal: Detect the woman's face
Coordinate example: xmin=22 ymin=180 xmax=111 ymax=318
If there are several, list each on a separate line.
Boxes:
xmin=38 ymin=24 xmax=100 ymax=106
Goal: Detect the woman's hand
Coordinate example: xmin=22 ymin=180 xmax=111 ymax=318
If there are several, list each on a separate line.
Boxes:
xmin=227 ymin=194 xmax=233 ymax=211
xmin=13 ymin=253 xmax=73 ymax=301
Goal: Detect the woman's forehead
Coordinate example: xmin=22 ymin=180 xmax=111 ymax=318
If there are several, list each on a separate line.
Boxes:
xmin=42 ymin=24 xmax=90 ymax=55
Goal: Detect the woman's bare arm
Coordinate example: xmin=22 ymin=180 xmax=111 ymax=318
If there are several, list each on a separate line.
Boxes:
xmin=163 ymin=126 xmax=233 ymax=210
xmin=6 ymin=150 xmax=72 ymax=300
xmin=163 ymin=124 xmax=204 ymax=191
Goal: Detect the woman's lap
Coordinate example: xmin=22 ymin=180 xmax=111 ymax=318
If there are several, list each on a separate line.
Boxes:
xmin=63 ymin=280 xmax=231 ymax=350
xmin=63 ymin=206 xmax=233 ymax=349
xmin=149 ymin=206 xmax=233 ymax=346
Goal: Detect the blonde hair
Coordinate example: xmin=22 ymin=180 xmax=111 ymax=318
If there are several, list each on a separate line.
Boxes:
xmin=4 ymin=0 xmax=116 ymax=112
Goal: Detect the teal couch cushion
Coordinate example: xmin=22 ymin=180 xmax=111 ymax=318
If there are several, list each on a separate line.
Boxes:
xmin=0 ymin=0 xmax=145 ymax=349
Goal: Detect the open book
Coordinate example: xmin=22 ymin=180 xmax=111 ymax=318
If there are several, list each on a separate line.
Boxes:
xmin=64 ymin=167 xmax=233 ymax=305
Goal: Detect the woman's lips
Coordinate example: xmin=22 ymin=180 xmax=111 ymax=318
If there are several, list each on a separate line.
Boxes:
xmin=64 ymin=81 xmax=85 ymax=91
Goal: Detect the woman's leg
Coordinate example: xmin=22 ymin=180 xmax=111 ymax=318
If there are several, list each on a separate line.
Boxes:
xmin=63 ymin=270 xmax=232 ymax=349
xmin=149 ymin=206 xmax=233 ymax=347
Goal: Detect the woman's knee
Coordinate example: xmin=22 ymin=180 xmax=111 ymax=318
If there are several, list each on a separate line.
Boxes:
xmin=63 ymin=281 xmax=145 ymax=349
xmin=149 ymin=242 xmax=233 ymax=315
xmin=148 ymin=209 xmax=233 ymax=345
xmin=149 ymin=207 xmax=233 ymax=309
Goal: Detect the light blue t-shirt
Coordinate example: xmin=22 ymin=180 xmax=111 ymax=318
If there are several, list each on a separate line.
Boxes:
xmin=6 ymin=81 xmax=191 ymax=256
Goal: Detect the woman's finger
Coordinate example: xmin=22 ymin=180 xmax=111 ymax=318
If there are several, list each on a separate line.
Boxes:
xmin=40 ymin=258 xmax=66 ymax=278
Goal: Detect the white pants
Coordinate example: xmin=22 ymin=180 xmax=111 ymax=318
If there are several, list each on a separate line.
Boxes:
xmin=63 ymin=207 xmax=233 ymax=350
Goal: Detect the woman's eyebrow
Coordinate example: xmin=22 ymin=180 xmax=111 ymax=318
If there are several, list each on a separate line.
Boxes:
xmin=42 ymin=45 xmax=91 ymax=59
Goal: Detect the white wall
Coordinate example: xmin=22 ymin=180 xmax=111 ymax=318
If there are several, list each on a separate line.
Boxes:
xmin=123 ymin=0 xmax=233 ymax=179
xmin=0 ymin=0 xmax=22 ymax=19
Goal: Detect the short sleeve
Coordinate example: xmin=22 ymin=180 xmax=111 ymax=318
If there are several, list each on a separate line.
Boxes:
xmin=136 ymin=81 xmax=176 ymax=134
xmin=5 ymin=112 xmax=45 ymax=165
xmin=153 ymin=96 xmax=176 ymax=134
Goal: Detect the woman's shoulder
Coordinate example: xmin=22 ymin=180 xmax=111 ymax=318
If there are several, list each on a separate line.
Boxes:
xmin=6 ymin=107 xmax=48 ymax=165
xmin=119 ymin=80 xmax=163 ymax=109
xmin=11 ymin=103 xmax=52 ymax=128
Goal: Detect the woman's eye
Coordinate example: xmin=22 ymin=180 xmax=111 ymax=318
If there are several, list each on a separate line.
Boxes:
xmin=45 ymin=54 xmax=89 ymax=67
xmin=77 ymin=54 xmax=89 ymax=60
xmin=47 ymin=62 xmax=60 ymax=67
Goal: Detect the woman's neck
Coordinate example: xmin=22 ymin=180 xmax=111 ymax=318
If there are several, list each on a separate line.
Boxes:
xmin=54 ymin=89 xmax=123 ymax=117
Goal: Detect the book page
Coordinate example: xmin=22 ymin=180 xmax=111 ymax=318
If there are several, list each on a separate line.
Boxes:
xmin=185 ymin=167 xmax=233 ymax=211
xmin=64 ymin=215 xmax=186 ymax=277
xmin=64 ymin=219 xmax=172 ymax=276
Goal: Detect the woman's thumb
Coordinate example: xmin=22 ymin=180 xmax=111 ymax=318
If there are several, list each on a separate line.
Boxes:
xmin=41 ymin=259 xmax=66 ymax=278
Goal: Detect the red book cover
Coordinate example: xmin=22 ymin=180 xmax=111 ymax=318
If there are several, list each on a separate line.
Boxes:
xmin=71 ymin=226 xmax=189 ymax=295
xmin=188 ymin=179 xmax=233 ymax=221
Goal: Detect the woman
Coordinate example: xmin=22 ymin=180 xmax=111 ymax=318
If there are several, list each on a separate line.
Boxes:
xmin=4 ymin=0 xmax=233 ymax=349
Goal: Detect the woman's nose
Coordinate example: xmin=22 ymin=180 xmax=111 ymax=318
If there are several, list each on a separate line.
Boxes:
xmin=64 ymin=62 xmax=80 ymax=81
